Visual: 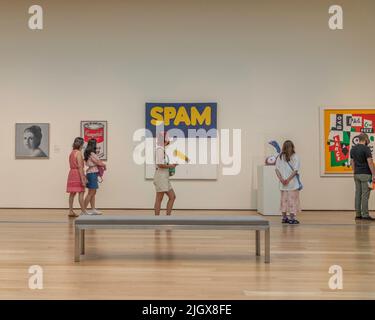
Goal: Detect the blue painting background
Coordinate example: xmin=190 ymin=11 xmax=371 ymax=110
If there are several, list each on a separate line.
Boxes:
xmin=145 ymin=103 xmax=217 ymax=138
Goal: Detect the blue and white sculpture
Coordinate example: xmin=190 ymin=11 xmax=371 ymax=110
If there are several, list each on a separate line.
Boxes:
xmin=265 ymin=140 xmax=281 ymax=165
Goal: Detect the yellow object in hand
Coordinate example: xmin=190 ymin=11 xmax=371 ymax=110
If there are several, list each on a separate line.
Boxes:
xmin=173 ymin=149 xmax=190 ymax=163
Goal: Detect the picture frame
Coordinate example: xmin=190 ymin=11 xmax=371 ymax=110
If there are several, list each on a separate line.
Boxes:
xmin=80 ymin=120 xmax=108 ymax=160
xmin=15 ymin=123 xmax=50 ymax=159
xmin=320 ymin=106 xmax=375 ymax=176
xmin=144 ymin=103 xmax=218 ymax=180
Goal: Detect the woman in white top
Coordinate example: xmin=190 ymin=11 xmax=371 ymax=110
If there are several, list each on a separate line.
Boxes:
xmin=275 ymin=140 xmax=301 ymax=224
xmin=153 ymin=131 xmax=178 ymax=216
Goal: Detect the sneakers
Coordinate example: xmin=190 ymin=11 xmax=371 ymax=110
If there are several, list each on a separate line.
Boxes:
xmin=80 ymin=209 xmax=103 ymax=215
xmin=282 ymin=217 xmax=289 ymax=224
xmin=87 ymin=209 xmax=103 ymax=215
xmin=281 ymin=216 xmax=300 ymax=224
xmin=288 ymin=219 xmax=300 ymax=225
xmin=361 ymin=216 xmax=375 ymax=221
xmin=356 ymin=215 xmax=375 ymax=221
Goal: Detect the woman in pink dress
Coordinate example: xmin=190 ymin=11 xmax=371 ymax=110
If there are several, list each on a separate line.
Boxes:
xmin=66 ymin=137 xmax=87 ymax=217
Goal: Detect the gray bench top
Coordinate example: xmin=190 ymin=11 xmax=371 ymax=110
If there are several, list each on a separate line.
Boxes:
xmin=75 ymin=215 xmax=269 ymax=226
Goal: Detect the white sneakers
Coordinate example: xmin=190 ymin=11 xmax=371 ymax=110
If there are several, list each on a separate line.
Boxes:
xmin=81 ymin=209 xmax=103 ymax=215
xmin=88 ymin=209 xmax=103 ymax=215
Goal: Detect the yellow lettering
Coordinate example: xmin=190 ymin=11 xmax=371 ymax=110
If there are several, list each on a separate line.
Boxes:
xmin=150 ymin=107 xmax=164 ymax=126
xmin=164 ymin=107 xmax=177 ymax=126
xmin=151 ymin=105 xmax=213 ymax=127
xmin=174 ymin=107 xmax=191 ymax=126
xmin=191 ymin=106 xmax=211 ymax=126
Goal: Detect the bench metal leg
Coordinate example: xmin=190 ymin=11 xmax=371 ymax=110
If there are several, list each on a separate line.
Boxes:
xmin=80 ymin=229 xmax=85 ymax=255
xmin=255 ymin=230 xmax=261 ymax=256
xmin=75 ymin=227 xmax=81 ymax=262
xmin=265 ymin=228 xmax=270 ymax=264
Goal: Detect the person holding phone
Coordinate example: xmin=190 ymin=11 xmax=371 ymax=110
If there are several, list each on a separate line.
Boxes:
xmin=153 ymin=131 xmax=177 ymax=216
xmin=350 ymin=133 xmax=375 ymax=221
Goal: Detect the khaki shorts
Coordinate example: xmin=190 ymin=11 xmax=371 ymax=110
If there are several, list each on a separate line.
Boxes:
xmin=153 ymin=169 xmax=172 ymax=192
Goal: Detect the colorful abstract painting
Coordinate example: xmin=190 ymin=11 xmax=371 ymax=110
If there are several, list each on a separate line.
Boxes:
xmin=323 ymin=108 xmax=375 ymax=174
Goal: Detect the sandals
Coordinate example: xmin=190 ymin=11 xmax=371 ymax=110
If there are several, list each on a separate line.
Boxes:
xmin=68 ymin=212 xmax=79 ymax=218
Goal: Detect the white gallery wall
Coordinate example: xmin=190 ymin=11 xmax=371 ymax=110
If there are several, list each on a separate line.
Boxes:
xmin=1 ymin=0 xmax=375 ymax=210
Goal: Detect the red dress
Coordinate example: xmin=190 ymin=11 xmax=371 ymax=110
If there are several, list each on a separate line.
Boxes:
xmin=66 ymin=150 xmax=85 ymax=193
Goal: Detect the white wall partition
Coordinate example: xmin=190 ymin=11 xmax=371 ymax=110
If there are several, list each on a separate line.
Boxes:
xmin=1 ymin=0 xmax=375 ymax=209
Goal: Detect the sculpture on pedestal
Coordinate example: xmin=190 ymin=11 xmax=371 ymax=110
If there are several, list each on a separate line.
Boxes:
xmin=265 ymin=140 xmax=281 ymax=165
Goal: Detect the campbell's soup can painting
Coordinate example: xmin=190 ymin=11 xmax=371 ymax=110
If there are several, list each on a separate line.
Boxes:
xmin=83 ymin=122 xmax=106 ymax=159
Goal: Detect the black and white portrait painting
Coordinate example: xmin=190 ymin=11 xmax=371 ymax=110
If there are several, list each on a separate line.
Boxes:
xmin=15 ymin=123 xmax=49 ymax=159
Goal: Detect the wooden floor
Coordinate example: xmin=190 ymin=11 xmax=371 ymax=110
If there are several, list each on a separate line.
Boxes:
xmin=0 ymin=209 xmax=374 ymax=300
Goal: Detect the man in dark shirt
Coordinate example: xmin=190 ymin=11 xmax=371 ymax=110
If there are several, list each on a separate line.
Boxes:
xmin=350 ymin=133 xmax=375 ymax=221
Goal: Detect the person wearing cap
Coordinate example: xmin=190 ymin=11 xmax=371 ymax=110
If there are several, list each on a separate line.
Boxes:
xmin=350 ymin=133 xmax=375 ymax=221
xmin=153 ymin=131 xmax=177 ymax=215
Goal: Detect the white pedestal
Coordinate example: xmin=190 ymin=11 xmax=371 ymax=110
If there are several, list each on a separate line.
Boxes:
xmin=257 ymin=165 xmax=281 ymax=216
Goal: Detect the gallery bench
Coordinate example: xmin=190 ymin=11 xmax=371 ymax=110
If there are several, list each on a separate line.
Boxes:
xmin=74 ymin=215 xmax=271 ymax=263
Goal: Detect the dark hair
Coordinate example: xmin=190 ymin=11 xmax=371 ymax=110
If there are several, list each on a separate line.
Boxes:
xmin=358 ymin=133 xmax=369 ymax=143
xmin=72 ymin=137 xmax=84 ymax=150
xmin=24 ymin=125 xmax=43 ymax=148
xmin=280 ymin=140 xmax=295 ymax=162
xmin=84 ymin=139 xmax=97 ymax=161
